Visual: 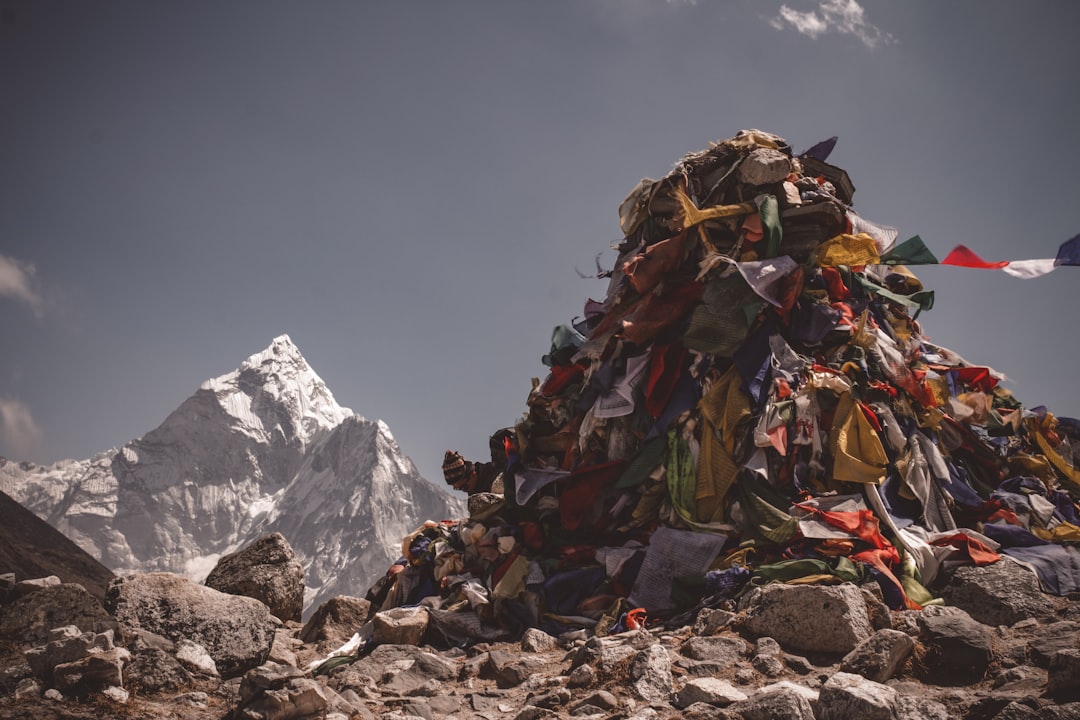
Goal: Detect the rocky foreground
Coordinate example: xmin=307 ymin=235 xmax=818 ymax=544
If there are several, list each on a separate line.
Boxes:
xmin=2 ymin=534 xmax=1080 ymax=720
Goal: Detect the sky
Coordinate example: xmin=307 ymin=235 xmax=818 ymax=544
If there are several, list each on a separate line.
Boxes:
xmin=2 ymin=0 xmax=1079 ymax=487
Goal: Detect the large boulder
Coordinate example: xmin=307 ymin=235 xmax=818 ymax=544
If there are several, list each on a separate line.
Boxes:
xmin=105 ymin=572 xmax=276 ymax=678
xmin=740 ymin=583 xmax=873 ymax=654
xmin=917 ymin=607 xmax=994 ymax=684
xmin=298 ymin=595 xmax=370 ymax=650
xmin=941 ymin=560 xmax=1055 ymax=627
xmin=204 ymin=532 xmax=305 ymax=623
xmin=0 ymin=583 xmax=115 ymax=646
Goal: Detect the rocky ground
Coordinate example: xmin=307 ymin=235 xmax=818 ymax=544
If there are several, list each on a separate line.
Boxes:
xmin=3 ymin=553 xmax=1080 ymax=720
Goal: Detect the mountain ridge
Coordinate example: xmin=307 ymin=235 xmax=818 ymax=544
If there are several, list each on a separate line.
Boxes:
xmin=0 ymin=334 xmax=465 ymax=614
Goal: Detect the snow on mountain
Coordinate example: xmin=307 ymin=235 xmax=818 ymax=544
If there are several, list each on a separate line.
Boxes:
xmin=0 ymin=334 xmax=465 ymax=615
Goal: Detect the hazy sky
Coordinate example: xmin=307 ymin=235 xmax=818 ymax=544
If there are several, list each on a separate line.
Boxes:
xmin=2 ymin=1 xmax=1078 ymax=486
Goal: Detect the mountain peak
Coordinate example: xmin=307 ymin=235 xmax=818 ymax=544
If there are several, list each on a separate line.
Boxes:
xmin=197 ymin=335 xmax=355 ymax=444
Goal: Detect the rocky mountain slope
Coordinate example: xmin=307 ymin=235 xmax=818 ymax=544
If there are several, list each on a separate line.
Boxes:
xmin=0 ymin=335 xmax=464 ymax=613
xmin=0 ymin=489 xmax=114 ymax=604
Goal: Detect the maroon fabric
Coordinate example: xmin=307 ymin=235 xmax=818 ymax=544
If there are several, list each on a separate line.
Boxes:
xmin=645 ymin=341 xmax=688 ymax=419
xmin=559 ymin=460 xmax=627 ymax=531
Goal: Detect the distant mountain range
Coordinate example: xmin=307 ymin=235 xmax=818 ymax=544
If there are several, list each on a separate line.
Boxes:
xmin=0 ymin=335 xmax=465 ymax=614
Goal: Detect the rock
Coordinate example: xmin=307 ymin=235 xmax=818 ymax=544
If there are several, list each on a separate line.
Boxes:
xmin=371 ymin=606 xmax=429 ymax=646
xmin=860 ymin=585 xmax=893 ymax=631
xmin=942 ymin=561 xmax=1056 ymax=627
xmin=894 ymin=694 xmax=950 ymax=720
xmin=991 ymin=701 xmax=1039 ymax=719
xmin=125 ymin=647 xmax=194 ymax=693
xmin=527 ymin=687 xmax=571 ymax=709
xmin=740 ymin=584 xmax=873 ymax=654
xmin=204 ymin=532 xmax=305 ymax=623
xmin=1047 ymin=649 xmax=1080 ymax=701
xmin=693 ymin=609 xmax=736 ymax=636
xmin=52 ymin=647 xmax=127 ymax=697
xmin=268 ymin=628 xmax=299 ymax=667
xmin=571 ymin=689 xmax=619 ymax=712
xmin=570 ymin=635 xmax=639 ymax=676
xmin=733 ymin=682 xmax=817 ymax=720
xmin=1027 ymin=621 xmax=1080 ymax=668
xmin=679 ymin=635 xmax=749 ymax=664
xmin=13 ymin=677 xmax=41 ymax=700
xmin=101 ymin=685 xmax=129 ymax=703
xmin=919 ymin=609 xmax=995 ymax=684
xmin=839 ymin=628 xmax=915 ymax=682
xmin=817 ymin=671 xmax=897 ymax=720
xmin=737 ymin=147 xmax=793 ymax=186
xmin=0 ymin=583 xmax=115 ymax=646
xmin=675 ymin=677 xmax=748 ymax=708
xmin=630 ymin=643 xmax=673 ymax=703
xmin=488 ymin=649 xmax=548 ymax=689
xmin=13 ymin=575 xmax=62 ymax=598
xmin=751 ymin=654 xmax=784 ymax=677
xmin=175 ymin=638 xmax=220 ymax=677
xmin=237 ymin=662 xmax=330 ymax=720
xmin=567 ymin=663 xmax=596 ymax=688
xmin=105 ymin=572 xmax=276 ymax=678
xmin=24 ymin=626 xmax=114 ymax=683
xmin=298 ymin=595 xmax=371 ymax=648
xmin=521 ymin=627 xmax=558 ymax=653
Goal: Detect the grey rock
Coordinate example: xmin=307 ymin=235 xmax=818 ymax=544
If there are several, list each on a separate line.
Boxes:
xmin=737 ymin=147 xmax=793 ymax=186
xmin=571 ymin=689 xmax=618 ymax=711
xmin=919 ymin=609 xmax=995 ymax=684
xmin=1047 ymin=649 xmax=1080 ymax=701
xmin=175 ymin=638 xmax=219 ymax=677
xmin=299 ymin=595 xmax=371 ymax=649
xmin=751 ymin=654 xmax=785 ymax=676
xmin=14 ymin=677 xmax=41 ymax=700
xmin=570 ymin=635 xmax=638 ymax=676
xmin=693 ymin=608 xmax=736 ymax=636
xmin=674 ymin=677 xmax=748 ymax=708
xmin=894 ymin=694 xmax=950 ymax=720
xmin=1028 ymin=621 xmax=1080 ymax=668
xmin=733 ymin=682 xmax=816 ymax=720
xmin=205 ymin=532 xmax=305 ymax=623
xmin=861 ymin=584 xmax=894 ymax=630
xmin=371 ymin=606 xmax=429 ymax=646
xmin=741 ymin=583 xmax=873 ymax=654
xmin=527 ymin=688 xmax=572 ymax=709
xmin=105 ymin=572 xmax=276 ymax=678
xmin=24 ymin=626 xmax=114 ymax=683
xmin=839 ymin=628 xmax=915 ymax=682
xmin=488 ymin=649 xmax=548 ymax=689
xmin=818 ymin=671 xmax=897 ymax=720
xmin=242 ymin=676 xmax=330 ymax=720
xmin=513 ymin=707 xmax=558 ymax=720
xmin=521 ymin=627 xmax=558 ymax=653
xmin=993 ymin=701 xmax=1039 ymax=719
xmin=630 ymin=643 xmax=673 ymax=703
xmin=567 ymin=663 xmax=596 ymax=688
xmin=0 ymin=583 xmax=115 ymax=646
xmin=52 ymin=647 xmax=127 ymax=697
xmin=101 ymin=685 xmax=129 ymax=703
xmin=125 ymin=647 xmax=194 ymax=693
xmin=942 ymin=561 xmax=1056 ymax=627
xmin=680 ymin=635 xmax=749 ymax=664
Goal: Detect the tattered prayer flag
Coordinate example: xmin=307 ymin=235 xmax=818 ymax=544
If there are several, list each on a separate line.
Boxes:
xmin=940 ymin=245 xmax=1008 ymax=269
xmin=880 ymin=235 xmax=938 ymax=266
xmin=939 ymin=235 xmax=1080 ymax=278
xmin=1055 ymin=233 xmax=1080 ymax=266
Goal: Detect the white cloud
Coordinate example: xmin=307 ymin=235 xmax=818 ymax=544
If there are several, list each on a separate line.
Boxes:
xmin=0 ymin=397 xmax=44 ymax=461
xmin=773 ymin=0 xmax=895 ymax=48
xmin=0 ymin=254 xmax=44 ymax=317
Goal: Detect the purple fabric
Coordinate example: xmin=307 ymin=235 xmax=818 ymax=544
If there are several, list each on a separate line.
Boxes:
xmin=799 ymin=136 xmax=839 ymax=162
xmin=733 ymin=324 xmax=773 ymax=408
xmin=1055 ymin=233 xmax=1080 ymax=266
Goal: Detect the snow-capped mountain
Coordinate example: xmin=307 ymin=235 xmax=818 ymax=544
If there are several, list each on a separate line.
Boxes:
xmin=0 ymin=335 xmax=465 ymax=614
